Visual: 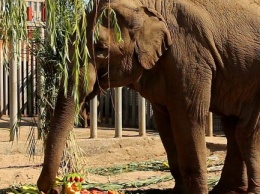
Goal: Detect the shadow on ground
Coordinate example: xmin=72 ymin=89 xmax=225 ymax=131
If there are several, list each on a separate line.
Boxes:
xmin=0 ymin=188 xmax=10 ymax=194
xmin=0 ymin=188 xmax=172 ymax=194
xmin=125 ymin=189 xmax=171 ymax=193
xmin=0 ymin=117 xmax=36 ymax=128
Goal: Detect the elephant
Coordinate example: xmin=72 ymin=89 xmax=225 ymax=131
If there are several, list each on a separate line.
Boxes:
xmin=37 ymin=0 xmax=260 ymax=193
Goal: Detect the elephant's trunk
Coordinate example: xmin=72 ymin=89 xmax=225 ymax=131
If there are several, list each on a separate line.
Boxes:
xmin=37 ymin=90 xmax=75 ymax=192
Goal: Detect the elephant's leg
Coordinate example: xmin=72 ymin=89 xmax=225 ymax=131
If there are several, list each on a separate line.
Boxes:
xmin=210 ymin=116 xmax=247 ymax=194
xmin=236 ymin=114 xmax=260 ymax=193
xmin=152 ymin=104 xmax=187 ymax=193
xmin=170 ymin=106 xmax=208 ymax=194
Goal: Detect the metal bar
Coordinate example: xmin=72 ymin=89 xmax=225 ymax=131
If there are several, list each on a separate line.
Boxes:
xmin=0 ymin=41 xmax=3 ymax=117
xmin=4 ymin=63 xmax=8 ymax=115
xmin=138 ymin=94 xmax=146 ymax=136
xmin=23 ymin=43 xmax=27 ymax=115
xmin=32 ymin=41 xmax=36 ymax=115
xmin=9 ymin=31 xmax=18 ymax=139
xmin=90 ymin=96 xmax=98 ymax=138
xmin=27 ymin=43 xmax=32 ymax=116
xmin=115 ymin=87 xmax=122 ymax=138
xmin=206 ymin=112 xmax=213 ymax=137
xmin=18 ymin=41 xmax=22 ymax=115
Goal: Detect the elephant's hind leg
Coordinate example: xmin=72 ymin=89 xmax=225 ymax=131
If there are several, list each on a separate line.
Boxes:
xmin=210 ymin=116 xmax=248 ymax=194
xmin=236 ymin=111 xmax=260 ymax=193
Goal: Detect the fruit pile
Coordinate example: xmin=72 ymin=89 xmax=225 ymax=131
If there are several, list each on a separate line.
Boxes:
xmin=11 ymin=173 xmax=121 ymax=194
xmin=62 ymin=173 xmax=121 ymax=194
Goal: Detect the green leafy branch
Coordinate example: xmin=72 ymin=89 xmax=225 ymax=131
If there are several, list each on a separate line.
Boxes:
xmin=94 ymin=7 xmax=123 ymax=44
xmin=0 ymin=0 xmax=28 ymax=67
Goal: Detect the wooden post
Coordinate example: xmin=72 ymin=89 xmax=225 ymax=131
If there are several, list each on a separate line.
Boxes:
xmin=206 ymin=112 xmax=213 ymax=137
xmin=9 ymin=31 xmax=18 ymax=140
xmin=90 ymin=96 xmax=98 ymax=138
xmin=115 ymin=87 xmax=122 ymax=138
xmin=138 ymin=94 xmax=146 ymax=136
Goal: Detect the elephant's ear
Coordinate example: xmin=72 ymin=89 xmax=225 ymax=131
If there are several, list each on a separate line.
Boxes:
xmin=135 ymin=7 xmax=172 ymax=69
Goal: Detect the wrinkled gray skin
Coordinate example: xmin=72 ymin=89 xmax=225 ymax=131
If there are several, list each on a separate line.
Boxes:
xmin=37 ymin=0 xmax=260 ymax=193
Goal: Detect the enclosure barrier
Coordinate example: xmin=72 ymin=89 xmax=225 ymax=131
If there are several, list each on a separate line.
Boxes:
xmin=88 ymin=89 xmax=214 ymax=138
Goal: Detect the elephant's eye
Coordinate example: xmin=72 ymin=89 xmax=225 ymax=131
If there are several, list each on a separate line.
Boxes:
xmin=95 ymin=43 xmax=109 ymax=59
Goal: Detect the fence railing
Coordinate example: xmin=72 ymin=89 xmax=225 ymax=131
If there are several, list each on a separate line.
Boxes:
xmin=0 ymin=41 xmax=38 ymax=117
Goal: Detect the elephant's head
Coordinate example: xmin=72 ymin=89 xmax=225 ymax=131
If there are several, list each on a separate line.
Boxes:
xmin=85 ymin=0 xmax=172 ymax=98
xmin=37 ymin=0 xmax=172 ymax=192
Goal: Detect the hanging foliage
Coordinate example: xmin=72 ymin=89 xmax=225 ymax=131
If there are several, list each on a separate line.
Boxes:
xmin=41 ymin=0 xmax=122 ymax=126
xmin=0 ymin=0 xmax=28 ymax=140
xmin=44 ymin=0 xmax=89 ymax=119
xmin=0 ymin=0 xmax=28 ymax=66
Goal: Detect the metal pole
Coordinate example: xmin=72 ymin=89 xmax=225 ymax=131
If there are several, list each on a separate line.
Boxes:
xmin=90 ymin=96 xmax=98 ymax=138
xmin=0 ymin=41 xmax=3 ymax=117
xmin=206 ymin=112 xmax=213 ymax=137
xmin=23 ymin=43 xmax=28 ymax=115
xmin=10 ymin=30 xmax=18 ymax=140
xmin=138 ymin=94 xmax=146 ymax=136
xmin=115 ymin=87 xmax=122 ymax=138
xmin=17 ymin=41 xmax=22 ymax=115
xmin=27 ymin=39 xmax=32 ymax=115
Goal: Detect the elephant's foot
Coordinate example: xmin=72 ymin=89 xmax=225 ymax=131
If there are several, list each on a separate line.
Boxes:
xmin=170 ymin=182 xmax=190 ymax=194
xmin=48 ymin=186 xmax=63 ymax=194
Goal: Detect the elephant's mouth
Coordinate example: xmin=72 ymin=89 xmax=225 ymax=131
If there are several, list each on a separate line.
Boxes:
xmin=96 ymin=70 xmax=118 ymax=88
xmin=85 ymin=70 xmax=108 ymax=101
xmin=85 ymin=82 xmax=100 ymax=101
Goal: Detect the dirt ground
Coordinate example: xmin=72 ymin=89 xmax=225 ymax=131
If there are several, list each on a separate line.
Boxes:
xmin=0 ymin=116 xmax=227 ymax=193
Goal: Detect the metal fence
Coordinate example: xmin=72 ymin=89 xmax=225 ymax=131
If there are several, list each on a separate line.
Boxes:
xmin=98 ymin=88 xmax=155 ymax=128
xmin=0 ymin=41 xmax=39 ymax=117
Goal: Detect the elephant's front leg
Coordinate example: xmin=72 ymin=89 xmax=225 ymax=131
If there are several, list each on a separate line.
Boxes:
xmin=169 ymin=102 xmax=209 ymax=194
xmin=152 ymin=104 xmax=188 ymax=194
